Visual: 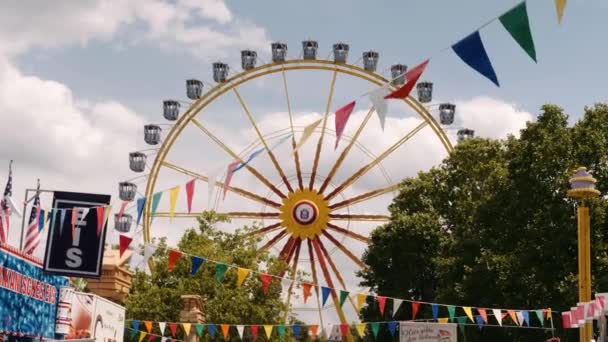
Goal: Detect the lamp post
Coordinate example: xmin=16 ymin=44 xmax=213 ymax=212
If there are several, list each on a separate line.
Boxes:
xmin=567 ymin=167 xmax=601 ymax=342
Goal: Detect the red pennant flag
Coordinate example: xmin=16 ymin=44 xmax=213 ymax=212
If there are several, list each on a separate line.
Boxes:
xmin=167 ymin=250 xmax=182 ymax=272
xmin=478 ymin=308 xmax=488 ymax=323
xmin=169 ymin=323 xmax=177 ymax=337
xmin=412 ymin=302 xmax=421 ymax=320
xmin=339 ymin=323 xmax=349 ymax=337
xmin=384 ymin=60 xmax=430 ymax=99
xmin=119 ymin=234 xmax=132 ymax=257
xmin=309 ymin=325 xmax=318 ymax=338
xmin=260 ymin=273 xmax=273 ymax=294
xmin=117 ymin=200 xmax=128 ymax=221
xmin=377 ymin=296 xmax=387 ymax=315
xmin=250 ymin=325 xmax=259 ymax=340
xmin=185 ymin=179 xmax=195 ymax=214
xmin=96 ymin=206 xmax=104 ymax=237
xmin=302 ymin=283 xmax=312 ymax=303
xmin=71 ymin=208 xmax=78 ymax=242
xmin=147 ymin=334 xmax=154 ymax=342
xmin=223 ymin=161 xmax=240 ymax=200
xmin=562 ymin=311 xmax=571 ymax=329
xmin=334 ymin=101 xmax=356 ymax=149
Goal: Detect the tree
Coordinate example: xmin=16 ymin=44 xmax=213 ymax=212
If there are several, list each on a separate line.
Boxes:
xmin=359 ymin=104 xmax=608 ymax=341
xmin=125 ymin=212 xmax=293 ymax=341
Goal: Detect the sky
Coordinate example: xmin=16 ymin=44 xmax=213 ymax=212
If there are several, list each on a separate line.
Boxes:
xmin=0 ymin=0 xmax=606 ymax=327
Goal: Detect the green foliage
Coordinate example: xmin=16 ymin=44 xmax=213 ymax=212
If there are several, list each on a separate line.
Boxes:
xmin=359 ymin=104 xmax=608 ymax=341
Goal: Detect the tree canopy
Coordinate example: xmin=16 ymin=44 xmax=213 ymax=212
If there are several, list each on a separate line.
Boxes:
xmin=359 ymin=104 xmax=608 ymax=341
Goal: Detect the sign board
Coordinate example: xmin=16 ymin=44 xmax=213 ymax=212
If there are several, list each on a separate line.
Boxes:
xmin=43 ymin=191 xmax=111 ymax=278
xmin=91 ymin=296 xmax=125 ymax=342
xmin=399 ymin=322 xmax=457 ymax=342
xmin=64 ymin=292 xmax=96 ymax=339
xmin=0 ymin=246 xmax=68 ymax=338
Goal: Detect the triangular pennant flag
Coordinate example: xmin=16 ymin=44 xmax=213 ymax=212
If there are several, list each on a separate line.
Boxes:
xmin=535 ymin=310 xmax=544 ymax=325
xmin=147 ymin=334 xmax=154 ymax=342
xmin=221 ymin=324 xmax=230 ymax=339
xmin=388 ymin=321 xmax=397 ymax=336
xmin=463 ymin=306 xmax=474 ymax=322
xmin=371 ymin=322 xmax=380 ymax=338
xmin=128 ymin=253 xmax=144 ymax=271
xmin=260 ymin=273 xmax=273 ymax=294
xmin=182 ymin=323 xmax=191 ymax=336
xmin=393 ymin=298 xmax=404 ymax=317
xmin=475 ymin=315 xmax=484 ymax=330
xmin=385 ymin=60 xmax=430 ymax=99
xmin=158 ymin=322 xmax=166 ymax=335
xmin=355 ymin=323 xmax=366 ymax=337
xmin=38 ymin=208 xmax=45 ymax=232
xmin=499 ymin=2 xmax=536 ymax=62
xmin=263 ymin=325 xmax=273 ymax=338
xmin=185 ymin=179 xmax=195 ymax=214
xmin=412 ymin=302 xmax=420 ymax=320
xmin=138 ymin=331 xmax=146 ymax=342
xmin=516 ymin=311 xmax=525 ymax=326
xmin=50 ymin=208 xmax=58 ymax=233
xmin=356 ymin=293 xmax=367 ymax=313
xmin=236 ymin=267 xmax=250 ymax=287
xmin=167 ymin=250 xmax=182 ymax=272
xmin=208 ymin=324 xmax=215 ymax=337
xmin=119 ymin=234 xmax=132 ymax=257
xmin=144 ymin=321 xmax=152 ymax=333
xmin=321 ymin=286 xmax=331 ymax=306
xmin=103 ymin=204 xmax=112 ymax=228
xmin=223 ymin=161 xmax=240 ymax=200
xmin=523 ymin=310 xmax=530 ymax=326
xmin=492 ymin=309 xmax=503 ymax=326
xmin=136 ymin=198 xmax=146 ymax=225
xmin=377 ymin=296 xmax=387 ymax=315
xmin=191 ymin=256 xmax=204 ymax=276
xmin=250 ymin=325 xmax=258 ymax=340
xmin=339 ymin=324 xmax=349 ymax=338
xmin=302 ymin=283 xmax=312 ymax=303
xmin=438 ymin=318 xmax=449 ymax=324
xmin=277 ymin=325 xmax=286 ymax=337
xmin=334 ymin=101 xmax=356 ymax=149
xmin=59 ymin=209 xmax=67 ymax=236
xmin=71 ymin=208 xmax=78 ymax=241
xmin=168 ymin=323 xmax=177 ymax=337
xmin=143 ymin=244 xmax=157 ymax=263
xmin=447 ymin=305 xmax=456 ymax=322
xmin=508 ymin=310 xmax=518 ymax=325
xmin=339 ymin=290 xmax=349 ymax=307
xmin=151 ymin=192 xmax=162 ymax=219
xmin=216 ymin=263 xmax=228 ymax=282
xmin=478 ymin=308 xmax=488 ymax=323
xmin=236 ymin=325 xmax=244 ymax=339
xmin=294 ymin=119 xmax=322 ymax=152
xmin=117 ymin=201 xmax=128 ymax=221
xmin=132 ymin=321 xmax=140 ymax=332
xmin=555 ymin=0 xmax=567 ymax=24
xmin=369 ymin=86 xmax=389 ymax=130
xmin=456 ymin=317 xmax=467 ymax=333
xmin=431 ymin=304 xmax=439 ymax=320
xmin=452 ymin=31 xmax=500 ymax=86
xmin=309 ymin=325 xmax=318 ymax=338
xmin=233 ymin=148 xmax=265 ymax=173
xmin=168 ymin=186 xmax=180 ymax=222
xmin=195 ymin=324 xmax=203 ymax=337
xmin=562 ymin=312 xmax=571 ymax=329
xmin=292 ymin=325 xmax=301 ymax=338
xmin=96 ymin=206 xmax=104 ymax=237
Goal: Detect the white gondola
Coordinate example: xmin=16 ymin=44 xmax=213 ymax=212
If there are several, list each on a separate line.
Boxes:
xmin=457 ymin=128 xmax=475 ymax=142
xmin=118 ymin=181 xmax=137 ymax=201
xmin=416 ymin=82 xmax=433 ymax=103
xmin=271 ymin=42 xmax=288 ymax=63
xmin=241 ymin=50 xmax=258 ymax=70
xmin=333 ymin=43 xmax=349 ymax=63
xmin=186 ymin=79 xmax=203 ymax=100
xmin=144 ymin=124 xmax=162 ymax=145
xmin=212 ymin=62 xmax=229 ymax=82
xmin=163 ymin=100 xmax=180 ymax=121
xmin=114 ymin=213 xmax=133 ymax=233
xmin=362 ymin=51 xmax=379 ymax=72
xmin=302 ymin=40 xmax=318 ymax=60
xmin=439 ymin=103 xmax=456 ymax=125
xmin=129 ymin=152 xmax=146 ymax=172
xmin=391 ymin=64 xmax=407 ymax=85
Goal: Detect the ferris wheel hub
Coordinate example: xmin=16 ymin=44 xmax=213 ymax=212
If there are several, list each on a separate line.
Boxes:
xmin=278 ymin=189 xmax=330 ymax=240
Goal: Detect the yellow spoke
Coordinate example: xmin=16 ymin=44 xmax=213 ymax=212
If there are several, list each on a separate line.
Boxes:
xmin=282 ymin=67 xmax=305 ymax=190
xmin=329 ymin=183 xmax=401 ymax=211
xmin=153 ymin=212 xmax=279 ymax=219
xmin=330 ymin=213 xmax=390 ymax=222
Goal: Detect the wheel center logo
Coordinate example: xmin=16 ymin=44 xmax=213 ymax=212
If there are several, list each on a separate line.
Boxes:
xmin=293 ymin=201 xmax=317 ymax=225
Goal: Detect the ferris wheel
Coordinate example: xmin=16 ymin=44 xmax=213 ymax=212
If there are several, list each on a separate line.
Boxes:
xmin=116 ymin=40 xmax=471 ymax=325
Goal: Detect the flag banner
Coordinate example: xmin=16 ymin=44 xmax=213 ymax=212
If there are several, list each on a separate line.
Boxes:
xmin=377 ymin=296 xmax=387 ymax=315
xmin=143 ymin=244 xmax=157 ymax=263
xmin=182 ymin=323 xmax=191 ymax=336
xmin=321 ymin=286 xmax=331 ymax=306
xmin=95 ymin=206 xmax=104 ymax=237
xmin=535 ymin=309 xmax=544 ymax=325
xmin=393 ymin=298 xmax=404 ymax=317
xmin=478 ymin=308 xmax=488 ymax=323
xmin=302 ymin=283 xmax=312 ymax=303
xmin=309 ymin=325 xmax=318 ymax=338
xmin=144 ymin=321 xmax=152 ymax=333
xmin=216 ymin=263 xmax=229 ymax=282
xmin=159 ymin=322 xmax=166 ymax=335
xmin=371 ymin=322 xmax=380 ymax=338
xmin=250 ymin=325 xmax=258 ymax=339
xmin=384 ymin=60 xmax=430 ymax=99
xmin=452 ymin=31 xmax=500 ymax=86
xmin=493 ymin=309 xmax=503 ymax=326
xmin=151 ymin=192 xmax=162 ymax=219
xmin=334 ymin=101 xmax=356 ymax=149
xmin=221 ymin=324 xmax=230 ymax=339
xmin=169 ymin=323 xmax=177 ymax=337
xmin=43 ymin=191 xmax=111 ymax=278
xmin=432 ymin=303 xmax=439 ymax=320
xmin=237 ymin=267 xmax=250 ymax=287
xmin=448 ymin=305 xmax=456 ymax=322
xmin=412 ymin=301 xmax=421 ymax=320
xmin=208 ymin=324 xmax=215 ymax=337
xmin=119 ymin=235 xmax=132 ymax=257
xmin=168 ymin=186 xmax=180 ymax=222
xmin=263 ymin=325 xmax=273 ymax=338
xmin=476 ymin=315 xmax=484 ymax=330
xmin=295 ymin=119 xmax=322 ymax=151
xmin=236 ymin=325 xmax=244 ymax=339
xmin=339 ymin=290 xmax=349 ymax=308
xmin=260 ymin=273 xmax=273 ymax=294
xmin=233 ymin=148 xmax=265 ymax=173
xmin=277 ymin=325 xmax=286 ymax=337
xmin=355 ymin=323 xmax=366 ymax=337
xmin=388 ymin=321 xmax=398 ymax=336
xmin=339 ymin=323 xmax=349 ymax=337
xmin=136 ymin=198 xmax=146 ymax=225
xmin=292 ymin=325 xmax=301 ymax=338
xmin=369 ymin=86 xmax=389 ymax=130
xmin=463 ymin=306 xmax=474 ymax=322
xmin=167 ymin=250 xmax=182 ymax=272
xmin=223 ymin=161 xmax=240 ymax=200
xmin=195 ymin=323 xmax=203 ymax=336
xmin=185 ymin=179 xmax=195 ymax=214
xmin=357 ymin=293 xmax=367 ymax=312
xmin=507 ymin=310 xmax=518 ymax=325
xmin=555 ymin=0 xmax=567 ymax=23
xmin=191 ymin=256 xmax=204 ymax=276
xmin=499 ymin=2 xmax=536 ymax=62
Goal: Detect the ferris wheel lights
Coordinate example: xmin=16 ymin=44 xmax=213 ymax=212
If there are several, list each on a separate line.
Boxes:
xmin=144 ymin=124 xmax=162 ymax=145
xmin=129 ymin=152 xmax=147 ymax=173
xmin=118 ymin=181 xmax=137 ymax=201
xmin=212 ymin=62 xmax=230 ymax=82
xmin=332 ymin=43 xmax=349 ymax=63
xmin=241 ymin=50 xmax=258 ymax=70
xmin=186 ymin=79 xmax=203 ymax=100
xmin=390 ymin=64 xmax=407 ymax=85
xmin=439 ymin=103 xmax=456 ymax=125
xmin=416 ymin=82 xmax=433 ymax=103
xmin=362 ymin=51 xmax=379 ymax=72
xmin=457 ymin=128 xmax=475 ymax=142
xmin=163 ymin=100 xmax=180 ymax=121
xmin=302 ymin=40 xmax=318 ymax=60
xmin=114 ymin=213 xmax=133 ymax=233
xmin=271 ymin=42 xmax=288 ymax=63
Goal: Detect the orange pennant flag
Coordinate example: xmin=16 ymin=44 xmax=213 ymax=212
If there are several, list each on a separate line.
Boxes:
xmin=144 ymin=321 xmax=152 ymax=333
xmin=302 ymin=283 xmax=313 ymax=303
xmin=508 ymin=310 xmax=519 ymax=325
xmin=555 ymin=0 xmax=567 ymax=24
xmin=167 ymin=250 xmax=182 ymax=272
xmin=412 ymin=302 xmax=421 ymax=320
xmin=221 ymin=324 xmax=230 ymax=339
xmin=309 ymin=325 xmax=318 ymax=338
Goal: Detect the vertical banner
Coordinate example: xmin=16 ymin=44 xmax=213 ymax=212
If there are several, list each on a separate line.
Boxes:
xmin=43 ymin=191 xmax=111 ymax=278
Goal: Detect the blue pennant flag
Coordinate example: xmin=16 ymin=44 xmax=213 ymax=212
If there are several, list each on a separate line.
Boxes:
xmin=233 ymin=147 xmax=265 ymax=172
xmin=38 ymin=209 xmax=45 ymax=232
xmin=522 ymin=310 xmax=529 ymax=326
xmin=292 ymin=325 xmax=301 ymax=337
xmin=191 ymin=256 xmax=205 ymax=276
xmin=136 ymin=197 xmax=146 ymax=225
xmin=59 ymin=209 xmax=67 ymax=236
xmin=452 ymin=31 xmax=499 ymax=86
xmin=270 ymin=133 xmax=293 ymax=150
xmin=132 ymin=320 xmax=140 ymax=332
xmin=321 ymin=286 xmax=332 ymax=306
xmin=208 ymin=324 xmax=215 ymax=337
xmin=388 ymin=321 xmax=397 ymax=336
xmin=476 ymin=315 xmax=484 ymax=330
xmin=432 ymin=304 xmax=439 ymax=320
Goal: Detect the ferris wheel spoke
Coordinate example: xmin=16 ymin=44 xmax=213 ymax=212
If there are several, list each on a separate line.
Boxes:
xmin=279 ymin=237 xmax=297 ymax=261
xmin=307 ymin=239 xmax=325 ymax=328
xmin=330 ymin=213 xmax=390 ymax=222
xmin=282 ymin=239 xmax=302 ymax=323
xmin=318 ymin=107 xmax=375 ymax=194
xmin=324 ymin=121 xmax=428 ymax=201
xmin=281 ymin=67 xmax=305 ymax=190
xmin=328 ymin=183 xmax=401 ymax=211
xmin=191 ymin=118 xmax=287 ymax=199
xmin=309 ymin=70 xmax=338 ymax=190
xmin=311 ymin=239 xmax=349 ymax=325
xmin=233 ymin=88 xmax=294 ymax=193
xmin=161 ymin=161 xmax=282 ymax=209
xmin=320 ymin=231 xmax=367 ymax=269
xmin=245 ymin=222 xmax=282 ymax=236
xmin=259 ymin=230 xmax=288 ymax=250
xmin=326 ymin=223 xmax=369 ymax=243
xmin=152 ymin=211 xmax=280 ymax=219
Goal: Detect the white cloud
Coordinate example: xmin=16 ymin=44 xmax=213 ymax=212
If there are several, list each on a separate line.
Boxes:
xmin=454 ymin=96 xmax=533 ymax=139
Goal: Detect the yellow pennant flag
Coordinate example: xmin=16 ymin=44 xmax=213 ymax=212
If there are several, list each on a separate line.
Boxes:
xmin=263 ymin=325 xmax=273 ymax=338
xmin=546 ymin=308 xmax=552 ymax=319
xmin=138 ymin=331 xmax=146 ymax=342
xmin=182 ymin=323 xmax=191 ymax=336
xmin=42 ymin=209 xmax=49 ymax=231
xmin=356 ymin=293 xmax=368 ymax=313
xmin=438 ymin=318 xmax=449 ymax=324
xmin=555 ymin=0 xmax=567 ymax=24
xmin=294 ymin=119 xmax=322 ymax=152
xmin=463 ymin=306 xmax=474 ymax=322
xmin=169 ymin=186 xmax=180 ymax=222
xmin=355 ymin=323 xmax=366 ymax=337
xmin=103 ymin=204 xmax=112 ymax=227
xmin=236 ymin=267 xmax=250 ymax=287
xmin=221 ymin=324 xmax=230 ymax=339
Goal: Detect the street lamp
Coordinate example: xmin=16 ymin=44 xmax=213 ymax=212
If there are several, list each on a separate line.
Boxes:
xmin=567 ymin=167 xmax=601 ymax=342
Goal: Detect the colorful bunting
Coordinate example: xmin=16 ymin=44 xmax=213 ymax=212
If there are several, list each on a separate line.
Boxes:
xmin=119 ymin=234 xmax=132 ymax=257
xmin=168 ymin=323 xmax=177 ymax=337
xmin=237 ymin=267 xmax=250 ymax=287
xmin=260 ymin=273 xmax=273 ymax=294
xmin=371 ymin=322 xmax=380 ymax=338
xmin=236 ymin=325 xmax=244 ymax=339
xmin=195 ymin=324 xmax=203 ymax=337
xmin=475 ymin=315 xmax=484 ymax=330
xmin=95 ymin=206 xmax=104 ymax=237
xmin=523 ymin=310 xmax=530 ymax=326
xmin=555 ymin=0 xmax=567 ymax=24
xmin=339 ymin=290 xmax=349 ymax=308
xmin=438 ymin=318 xmax=449 ymax=324
xmin=535 ymin=310 xmax=544 ymax=325
xmin=117 ymin=201 xmax=128 ymax=221
xmin=216 ymin=263 xmax=229 ymax=283
xmin=356 ymin=293 xmax=367 ymax=313
xmin=431 ymin=304 xmax=439 ymax=320
xmin=158 ymin=322 xmax=166 ymax=335
xmin=263 ymin=325 xmax=273 ymax=338
xmin=302 ymin=283 xmax=312 ymax=303
xmin=334 ymin=101 xmax=356 ymax=149
xmin=138 ymin=331 xmax=146 ymax=342
xmin=412 ymin=301 xmax=421 ymax=320
xmin=136 ymin=198 xmax=146 ymax=225
xmin=250 ymin=325 xmax=258 ymax=340
xmin=463 ymin=306 xmax=474 ymax=322
xmin=452 ymin=31 xmax=499 ymax=86
xmin=393 ymin=298 xmax=404 ymax=317
xmin=147 ymin=334 xmax=154 ymax=342
xmin=499 ymin=2 xmax=536 ymax=62
xmin=321 ymin=286 xmax=331 ymax=306
xmin=478 ymin=308 xmax=488 ymax=323
xmin=377 ymin=296 xmax=387 ymax=316
xmin=143 ymin=244 xmax=157 ymax=263
xmin=185 ymin=179 xmax=195 ymax=214
xmin=191 ymin=256 xmax=204 ymax=276
xmin=167 ymin=250 xmax=182 ymax=272
xmin=223 ymin=161 xmax=240 ymax=200
xmin=168 ymin=186 xmax=180 ymax=222
xmin=309 ymin=325 xmax=318 ymax=339
xmin=151 ymin=192 xmax=162 ymax=219
xmin=277 ymin=325 xmax=286 ymax=337
xmin=369 ymin=86 xmax=389 ymax=130
xmin=144 ymin=321 xmax=152 ymax=333
xmin=447 ymin=305 xmax=456 ymax=322
xmin=493 ymin=309 xmax=503 ymax=326
xmin=181 ymin=323 xmax=191 ymax=336
xmin=294 ymin=119 xmax=322 ymax=151
xmin=507 ymin=310 xmax=518 ymax=325
xmin=292 ymin=325 xmax=301 ymax=338
xmin=388 ymin=321 xmax=397 ymax=336
xmin=132 ymin=321 xmax=140 ymax=332
xmin=208 ymin=324 xmax=215 ymax=337
xmin=355 ymin=323 xmax=366 ymax=337
xmin=221 ymin=324 xmax=230 ymax=339
xmin=233 ymin=148 xmax=265 ymax=173
xmin=385 ymin=60 xmax=430 ymax=99
xmin=516 ymin=311 xmax=524 ymax=326
xmin=339 ymin=324 xmax=349 ymax=338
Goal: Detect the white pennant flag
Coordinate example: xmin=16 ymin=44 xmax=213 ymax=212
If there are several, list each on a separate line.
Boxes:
xmin=516 ymin=311 xmax=524 ymax=326
xmin=128 ymin=253 xmax=144 ymax=271
xmin=281 ymin=278 xmax=294 ymax=300
xmin=161 ymin=337 xmax=168 ymax=342
xmin=492 ymin=309 xmax=502 ymax=326
xmin=7 ymin=197 xmax=22 ymax=217
xmin=236 ymin=325 xmax=244 ymax=339
xmin=158 ymin=322 xmax=166 ymax=335
xmin=369 ymin=86 xmax=389 ymax=130
xmin=393 ymin=298 xmax=404 ymax=317
xmin=143 ymin=243 xmax=157 ymax=263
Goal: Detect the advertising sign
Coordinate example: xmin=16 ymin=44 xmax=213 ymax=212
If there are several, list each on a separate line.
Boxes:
xmin=399 ymin=322 xmax=457 ymax=342
xmin=0 ymin=246 xmax=68 ymax=338
xmin=91 ymin=296 xmax=125 ymax=342
xmin=43 ymin=191 xmax=111 ymax=278
xmin=64 ymin=292 xmax=96 ymax=340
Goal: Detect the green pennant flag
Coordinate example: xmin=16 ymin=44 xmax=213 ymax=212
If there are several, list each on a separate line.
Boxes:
xmin=456 ymin=316 xmax=467 ymax=334
xmin=535 ymin=310 xmax=544 ymax=325
xmin=277 ymin=325 xmax=286 ymax=337
xmin=195 ymin=324 xmax=204 ymax=337
xmin=499 ymin=1 xmax=536 ymax=62
xmin=215 ymin=263 xmax=229 ymax=282
xmin=339 ymin=290 xmax=349 ymax=307
xmin=371 ymin=322 xmax=380 ymax=338
xmin=447 ymin=305 xmax=456 ymax=322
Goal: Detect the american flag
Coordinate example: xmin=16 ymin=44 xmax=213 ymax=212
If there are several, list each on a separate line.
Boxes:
xmin=0 ymin=160 xmax=13 ymax=245
xmin=23 ymin=180 xmax=41 ymax=255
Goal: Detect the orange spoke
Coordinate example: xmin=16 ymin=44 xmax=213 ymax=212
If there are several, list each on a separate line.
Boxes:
xmin=326 ymin=223 xmax=369 ymax=243
xmin=321 ymin=231 xmax=367 ymax=269
xmin=329 ymin=213 xmax=390 ymax=222
xmin=279 ymin=237 xmax=297 ymax=261
xmin=312 ymin=239 xmax=349 ymax=324
xmin=282 ymin=239 xmax=302 ymax=323
xmin=316 ymin=238 xmax=360 ymax=314
xmin=328 ymin=183 xmax=400 ymax=211
xmin=307 ymin=239 xmax=325 ymax=328
xmin=153 ymin=211 xmax=280 ymax=219
xmin=246 ymin=222 xmax=282 ymax=236
xmin=259 ymin=230 xmax=287 ymax=251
